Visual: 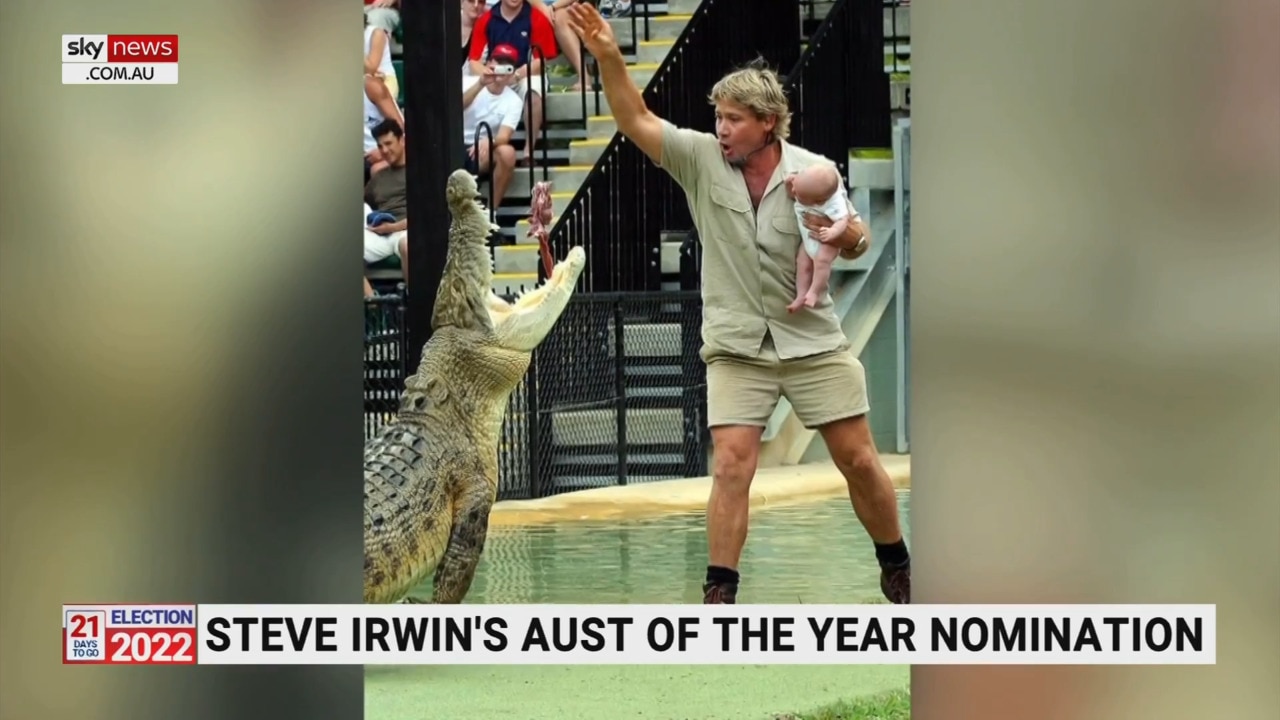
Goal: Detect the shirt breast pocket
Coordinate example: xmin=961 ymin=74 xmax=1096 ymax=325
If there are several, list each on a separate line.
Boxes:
xmin=771 ymin=215 xmax=802 ymax=239
xmin=707 ymin=184 xmax=753 ymax=246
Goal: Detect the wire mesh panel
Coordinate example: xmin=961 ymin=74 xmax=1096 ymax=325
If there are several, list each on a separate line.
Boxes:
xmin=496 ymin=376 xmax=532 ymax=500
xmin=523 ymin=291 xmax=708 ymax=498
xmin=364 ymin=293 xmax=407 ymax=440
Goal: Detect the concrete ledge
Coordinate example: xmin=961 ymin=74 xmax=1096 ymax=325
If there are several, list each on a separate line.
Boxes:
xmin=490 ymin=454 xmax=910 ymax=527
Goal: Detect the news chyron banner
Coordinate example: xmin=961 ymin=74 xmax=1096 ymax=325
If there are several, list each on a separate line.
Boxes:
xmin=63 ymin=603 xmax=1217 ymax=666
xmin=62 ymin=34 xmax=178 ymax=85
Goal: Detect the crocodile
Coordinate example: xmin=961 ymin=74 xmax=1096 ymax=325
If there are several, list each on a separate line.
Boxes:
xmin=363 ymin=169 xmax=586 ymax=604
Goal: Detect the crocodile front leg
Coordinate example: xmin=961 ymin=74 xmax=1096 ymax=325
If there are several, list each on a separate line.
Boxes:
xmin=430 ymin=491 xmax=495 ymax=603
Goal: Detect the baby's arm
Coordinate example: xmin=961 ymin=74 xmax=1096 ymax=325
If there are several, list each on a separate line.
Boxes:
xmin=815 ymin=184 xmax=851 ymax=242
xmin=817 ymin=215 xmax=848 ymax=243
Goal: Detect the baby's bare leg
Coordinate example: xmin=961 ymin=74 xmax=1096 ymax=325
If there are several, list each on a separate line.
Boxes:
xmin=803 ymin=242 xmax=842 ymax=307
xmin=788 ymin=244 xmax=815 ymax=313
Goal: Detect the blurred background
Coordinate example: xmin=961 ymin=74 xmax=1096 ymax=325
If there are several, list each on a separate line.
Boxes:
xmin=911 ymin=0 xmax=1279 ymax=718
xmin=1 ymin=1 xmax=367 ymax=719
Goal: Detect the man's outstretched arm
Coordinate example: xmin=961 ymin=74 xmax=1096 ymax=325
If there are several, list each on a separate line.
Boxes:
xmin=563 ymin=3 xmax=664 ymax=163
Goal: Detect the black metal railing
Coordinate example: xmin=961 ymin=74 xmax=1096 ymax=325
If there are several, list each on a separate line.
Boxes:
xmin=361 ymin=289 xmax=708 ymax=501
xmin=363 ymin=289 xmax=408 ymax=440
xmin=547 ymin=0 xmax=801 ymax=293
xmin=471 ymin=120 xmax=497 ymax=224
xmin=884 ymin=0 xmax=909 ymax=74
xmin=518 ymin=290 xmax=706 ymax=497
xmin=784 ymin=0 xmax=891 ymax=182
xmin=799 ymin=0 xmax=839 ymax=39
xmin=575 ymin=0 xmax=656 ymax=121
xmin=525 ymin=42 xmax=552 ymax=188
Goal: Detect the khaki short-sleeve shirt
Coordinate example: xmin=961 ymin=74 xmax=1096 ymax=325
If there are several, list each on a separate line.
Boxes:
xmin=656 ymin=120 xmax=858 ymax=361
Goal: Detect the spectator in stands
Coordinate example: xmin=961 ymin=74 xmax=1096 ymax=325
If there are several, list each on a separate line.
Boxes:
xmin=462 ymin=0 xmax=486 ymax=73
xmin=363 ymin=119 xmax=410 ymax=281
xmin=563 ymin=4 xmax=910 ymax=606
xmin=364 ymin=75 xmax=404 ymax=179
xmin=364 ymin=0 xmax=400 ymax=34
xmin=478 ymin=0 xmax=591 ymax=89
xmin=463 ymin=45 xmax=524 ymax=210
xmin=365 ymin=14 xmax=398 ymax=100
xmin=597 ymin=0 xmax=632 ymax=18
xmin=534 ymin=0 xmax=596 ymax=91
xmin=468 ymin=0 xmax=559 ymax=165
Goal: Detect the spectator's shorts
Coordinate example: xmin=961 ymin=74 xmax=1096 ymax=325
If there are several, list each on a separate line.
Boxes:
xmin=376 ymin=73 xmax=399 ymax=103
xmin=511 ymin=73 xmax=548 ymax=99
xmin=462 ymin=144 xmax=482 ymax=175
xmin=364 ymin=229 xmax=408 ymax=263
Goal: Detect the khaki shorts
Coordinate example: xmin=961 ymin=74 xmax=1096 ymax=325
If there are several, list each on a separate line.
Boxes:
xmin=704 ymin=334 xmax=870 ymax=429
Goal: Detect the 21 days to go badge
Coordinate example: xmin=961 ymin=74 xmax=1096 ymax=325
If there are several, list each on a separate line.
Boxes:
xmin=63 ymin=604 xmax=198 ymax=664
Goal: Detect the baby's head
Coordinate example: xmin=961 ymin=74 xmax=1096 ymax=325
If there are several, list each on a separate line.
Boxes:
xmin=790 ymin=163 xmax=840 ymax=206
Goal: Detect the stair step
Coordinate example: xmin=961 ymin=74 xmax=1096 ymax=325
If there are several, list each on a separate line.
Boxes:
xmin=547 ymin=474 xmax=684 ymax=491
xmin=883 ymin=4 xmax=911 ymax=38
xmin=477 ymin=166 xmax=569 ymax=203
xmin=545 ymin=91 xmax=612 ymax=123
xmin=636 ymin=39 xmax=676 ymax=65
xmin=848 ymin=150 xmax=896 ymax=190
xmin=551 ymin=408 xmax=684 ymax=446
xmin=570 ymin=137 xmax=610 ymax=165
xmin=553 ymin=452 xmax=687 ymax=467
xmin=610 ymin=14 xmax=692 ymax=42
xmin=491 ymin=273 xmax=540 ymax=296
xmin=587 ymin=115 xmax=619 ymax=140
xmin=890 ymin=73 xmax=911 ymax=110
xmin=604 ymin=322 xmax=683 ymax=357
xmin=493 ymin=244 xmax=542 ymax=274
xmin=660 ymin=239 xmax=684 ymax=274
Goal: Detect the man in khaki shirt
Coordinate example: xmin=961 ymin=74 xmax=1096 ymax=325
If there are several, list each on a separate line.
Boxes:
xmin=565 ymin=4 xmax=909 ymax=604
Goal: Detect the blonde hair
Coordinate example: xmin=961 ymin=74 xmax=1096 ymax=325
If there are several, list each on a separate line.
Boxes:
xmin=707 ymin=57 xmax=792 ymax=141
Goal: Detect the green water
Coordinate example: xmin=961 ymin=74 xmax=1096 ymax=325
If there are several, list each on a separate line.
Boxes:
xmin=422 ymin=489 xmax=911 ymax=605
xmin=368 ymin=491 xmax=912 ymax=720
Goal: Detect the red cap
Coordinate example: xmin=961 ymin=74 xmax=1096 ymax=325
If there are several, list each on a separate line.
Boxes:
xmin=490 ymin=43 xmax=520 ymax=63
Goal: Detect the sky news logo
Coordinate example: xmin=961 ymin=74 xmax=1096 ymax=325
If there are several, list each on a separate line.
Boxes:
xmin=62 ymin=34 xmax=179 ymax=85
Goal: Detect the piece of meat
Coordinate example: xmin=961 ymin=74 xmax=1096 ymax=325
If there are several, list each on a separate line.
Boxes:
xmin=527 ymin=180 xmax=556 ymax=277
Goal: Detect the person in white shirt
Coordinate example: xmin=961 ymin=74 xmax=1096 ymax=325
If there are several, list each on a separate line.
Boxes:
xmin=364 ymin=15 xmax=399 ymax=100
xmin=461 ymin=43 xmax=525 ymax=209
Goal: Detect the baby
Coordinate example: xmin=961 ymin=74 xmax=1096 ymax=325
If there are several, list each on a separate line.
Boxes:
xmin=785 ymin=163 xmax=850 ymax=312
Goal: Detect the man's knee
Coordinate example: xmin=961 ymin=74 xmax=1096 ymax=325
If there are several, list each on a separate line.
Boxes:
xmin=711 ymin=426 xmax=762 ymax=489
xmin=821 ymin=415 xmax=881 ymax=481
xmin=523 ymin=86 xmax=544 ymax=110
xmin=839 ymin=445 xmax=881 ymax=484
xmin=493 ymin=143 xmax=516 ymax=169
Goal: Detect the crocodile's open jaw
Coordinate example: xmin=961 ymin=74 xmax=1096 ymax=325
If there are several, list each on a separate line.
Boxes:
xmin=486 ymin=246 xmax=586 ymax=352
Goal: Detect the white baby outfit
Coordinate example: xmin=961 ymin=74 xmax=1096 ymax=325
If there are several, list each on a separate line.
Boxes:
xmin=792 ymin=184 xmax=851 ymax=258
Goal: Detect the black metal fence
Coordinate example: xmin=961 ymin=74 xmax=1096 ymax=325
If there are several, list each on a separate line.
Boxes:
xmin=363 ymin=291 xmax=408 ymax=440
xmin=784 ymin=0 xmax=892 ymax=181
xmin=363 ymin=289 xmax=708 ymax=501
xmin=546 ymin=0 xmax=802 ymax=294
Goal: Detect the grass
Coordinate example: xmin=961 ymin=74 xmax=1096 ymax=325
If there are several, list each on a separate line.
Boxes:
xmin=774 ymin=688 xmax=910 ymax=720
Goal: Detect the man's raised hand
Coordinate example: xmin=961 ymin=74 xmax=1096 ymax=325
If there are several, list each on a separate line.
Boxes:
xmin=565 ymin=2 xmax=619 ymax=57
